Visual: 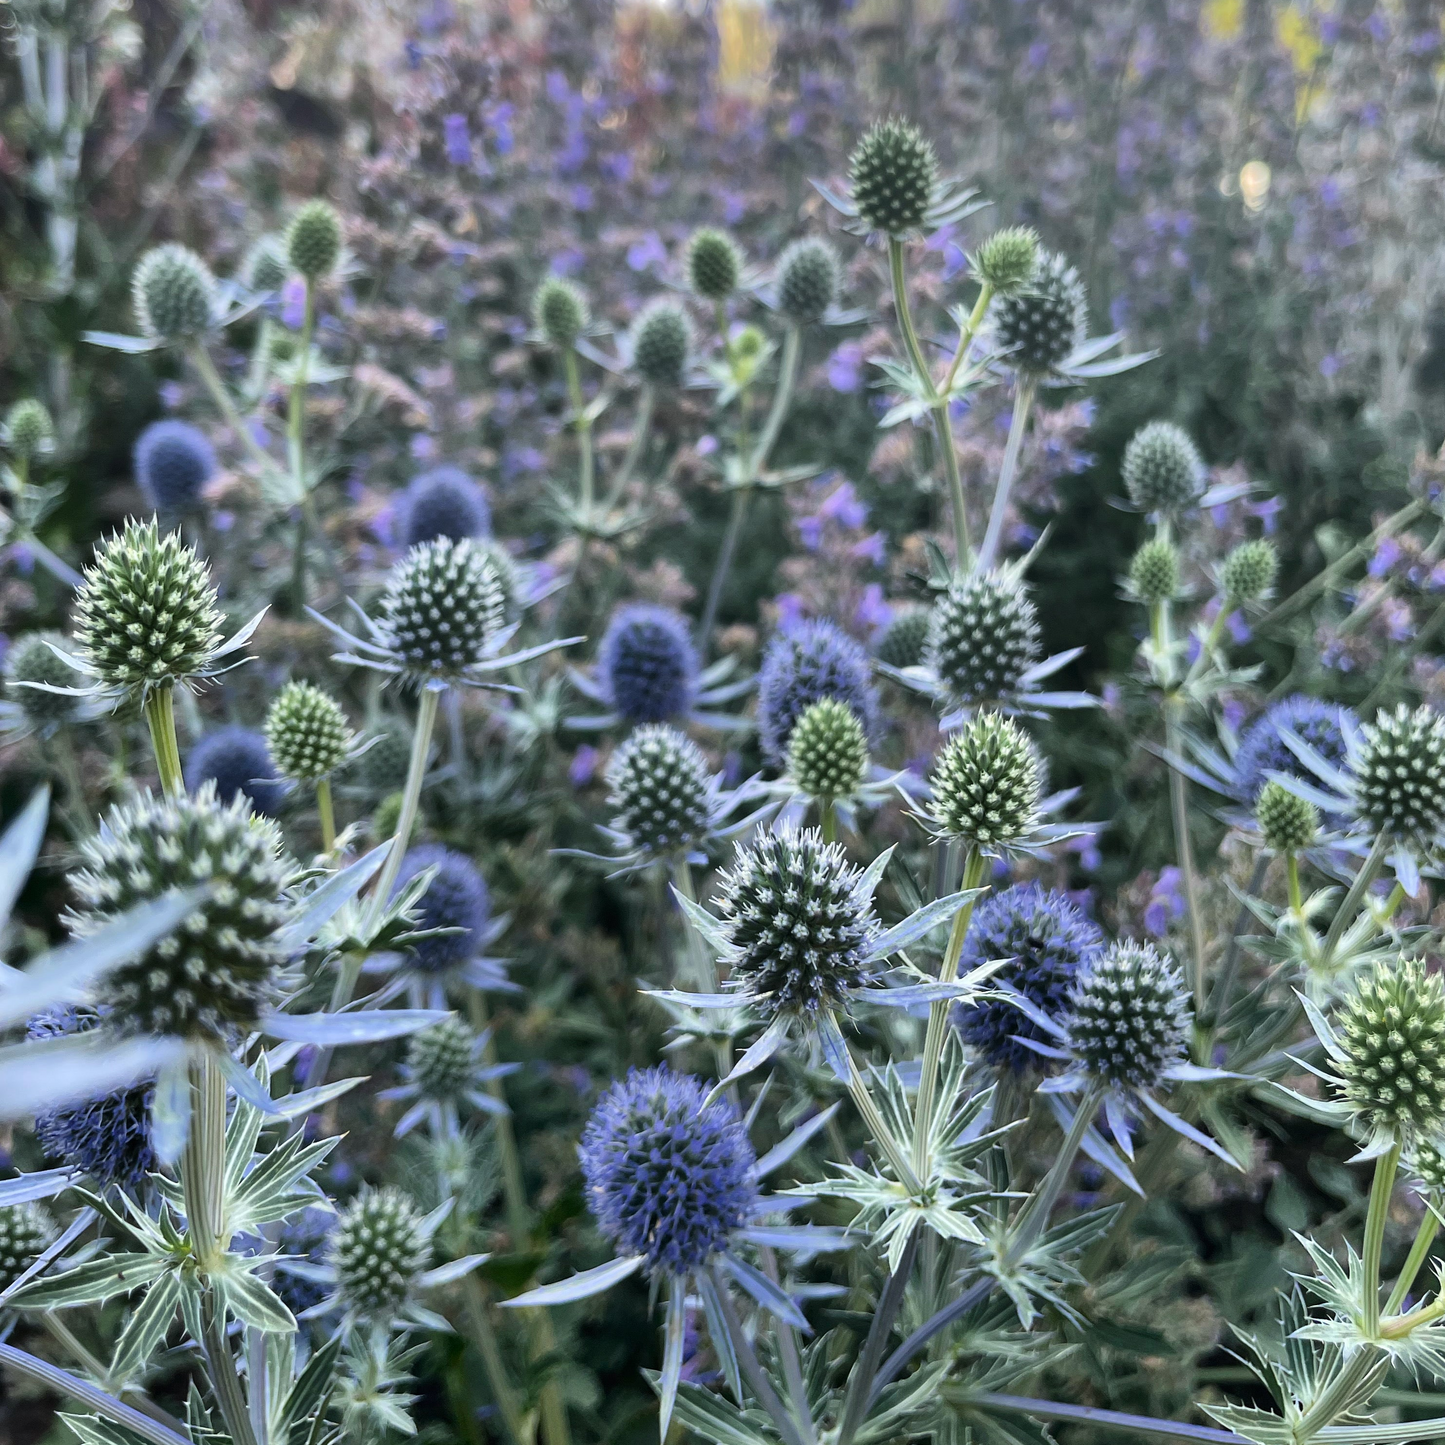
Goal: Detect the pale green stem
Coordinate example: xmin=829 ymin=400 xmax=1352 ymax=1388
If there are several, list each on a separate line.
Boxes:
xmin=819 ymin=797 xmax=838 ymax=844
xmin=749 ymin=325 xmax=801 ymax=475
xmin=286 ymin=283 xmax=316 ymax=606
xmin=602 ymin=386 xmax=654 ymax=511
xmin=1364 ymin=1142 xmax=1402 ymax=1336
xmin=364 ymin=686 xmax=439 ymax=936
xmin=462 ymin=1274 xmax=529 ymax=1445
xmin=1005 ymin=1083 xmax=1104 ymax=1266
xmin=142 ymin=687 xmax=185 ymax=797
xmin=698 ymin=487 xmax=750 ymax=656
xmin=1164 ymin=704 xmax=1208 ymax=1020
xmin=188 ymin=344 xmax=282 ymax=484
xmin=978 ymin=375 xmax=1037 ymax=570
xmin=562 ymin=347 xmax=594 ymax=518
xmin=672 ymin=861 xmax=732 ymax=1082
xmin=942 ymin=281 xmax=993 ymax=395
xmin=846 ymin=1043 xmax=922 ymax=1195
xmin=316 ymin=776 xmax=336 ymax=853
xmin=1287 ymin=853 xmax=1303 ymax=913
xmin=1384 ymin=1207 xmax=1440 ymax=1317
xmin=1321 ymin=831 xmax=1392 ymax=966
xmin=1295 ymin=1346 xmax=1381 ymax=1441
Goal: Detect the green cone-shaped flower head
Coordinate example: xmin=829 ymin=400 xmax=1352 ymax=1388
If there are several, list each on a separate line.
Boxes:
xmin=1221 ymin=539 xmax=1278 ymax=602
xmin=976 ymin=227 xmax=1040 ymax=296
xmin=244 ymin=234 xmax=289 ymax=292
xmin=1257 ymin=780 xmax=1317 ymax=852
xmin=5 ymin=631 xmax=82 ymax=730
xmin=0 ymin=1204 xmax=55 ymax=1292
xmin=332 ymin=1187 xmax=430 ymax=1315
xmin=265 ymin=681 xmax=354 ymax=783
xmin=848 ymin=117 xmax=937 ymax=236
xmin=533 ymin=276 xmax=589 ymax=348
xmin=285 ymin=199 xmax=343 ymax=280
xmin=686 ymin=227 xmax=743 ymax=300
xmin=776 ymin=238 xmax=839 ymax=324
xmin=1068 ymin=942 xmax=1189 ymax=1089
xmin=927 ymin=714 xmax=1043 ymax=847
xmin=407 ymin=1017 xmax=477 ymax=1103
xmin=1129 ymin=537 xmax=1179 ymax=604
xmin=875 ymin=607 xmax=930 ymax=671
xmin=994 ymin=250 xmax=1086 ymax=375
xmin=630 ymin=300 xmax=693 ymax=389
xmin=380 ymin=538 xmax=505 ymax=686
xmin=1354 ymin=703 xmax=1445 ymax=839
xmin=788 ymin=698 xmax=869 ymax=802
xmin=1122 ymin=421 xmax=1205 ymax=515
xmin=5 ymin=399 xmax=53 ymax=460
xmin=607 ymin=724 xmax=713 ymax=859
xmin=926 ymin=568 xmax=1041 ymax=707
xmin=132 ymin=244 xmax=217 ymax=341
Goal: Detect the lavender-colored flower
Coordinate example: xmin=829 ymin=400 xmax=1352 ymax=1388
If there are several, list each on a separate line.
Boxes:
xmin=397 ymin=466 xmax=492 ymax=547
xmin=598 ymin=605 xmax=699 ymax=724
xmin=755 ymin=619 xmax=876 ymax=764
xmin=134 ymin=420 xmax=216 ymax=514
xmin=1232 ymin=694 xmax=1356 ymax=806
xmin=184 ymin=727 xmax=284 ymax=818
xmin=391 ymin=845 xmax=491 ymax=975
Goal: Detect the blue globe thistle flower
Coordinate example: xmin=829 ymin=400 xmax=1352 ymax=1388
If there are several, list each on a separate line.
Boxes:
xmin=953 ymin=884 xmax=1103 ymax=1074
xmin=598 ymin=605 xmax=699 ymax=724
xmin=579 ymin=1066 xmax=757 ymax=1277
xmin=1233 ymin=695 xmax=1356 ymax=806
xmin=756 ymin=620 xmax=877 ymax=765
xmin=391 ymin=845 xmax=491 ymax=975
xmin=26 ymin=1006 xmax=156 ymax=1190
xmin=184 ymin=727 xmax=284 ymax=817
xmin=397 ymin=466 xmax=492 ymax=547
xmin=134 ymin=420 xmax=217 ymax=514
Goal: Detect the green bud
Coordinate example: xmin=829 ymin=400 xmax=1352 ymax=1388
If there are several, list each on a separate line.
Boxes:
xmin=1221 ymin=539 xmax=1278 ymax=602
xmin=285 ymin=199 xmax=343 ymax=281
xmin=975 ymin=226 xmax=1040 ymax=296
xmin=1256 ymin=779 xmax=1317 ymax=852
xmin=1129 ymin=537 xmax=1179 ymax=604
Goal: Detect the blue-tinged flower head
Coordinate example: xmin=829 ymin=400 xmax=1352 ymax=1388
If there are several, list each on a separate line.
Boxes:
xmin=184 ymin=726 xmax=285 ymax=818
xmin=391 ymin=845 xmax=490 ymax=974
xmin=580 ymin=1066 xmax=757 ymax=1277
xmin=756 ymin=619 xmax=877 ymax=765
xmin=1066 ymin=942 xmax=1189 ymax=1091
xmin=26 ymin=1005 xmax=156 ymax=1189
xmin=273 ymin=1207 xmax=334 ymax=1318
xmin=954 ymin=884 xmax=1103 ymax=1074
xmin=1232 ymin=694 xmax=1355 ymax=806
xmin=398 ymin=466 xmax=492 ymax=547
xmin=134 ymin=420 xmax=216 ymax=514
xmin=598 ymin=604 xmax=699 ymax=724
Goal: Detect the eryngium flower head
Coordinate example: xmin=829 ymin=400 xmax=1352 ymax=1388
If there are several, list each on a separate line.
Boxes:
xmin=1354 ymin=704 xmax=1445 ymax=839
xmin=273 ymin=1209 xmax=333 ymax=1317
xmin=397 ymin=466 xmax=491 ymax=547
xmin=132 ymin=244 xmax=217 ymax=341
xmin=134 ymin=420 xmax=216 ymax=514
xmin=5 ymin=631 xmax=83 ymax=729
xmin=70 ymin=784 xmax=290 ymax=1039
xmin=629 ymin=299 xmax=693 ymax=388
xmin=580 ymin=1066 xmax=756 ymax=1276
xmin=716 ymin=826 xmax=877 ymax=1020
xmin=686 ymin=228 xmax=743 ymax=300
xmin=266 ymin=681 xmax=354 ymax=783
xmin=406 ymin=1017 xmax=478 ymax=1103
xmin=1122 ymin=422 xmax=1205 ymax=515
xmin=598 ymin=604 xmax=699 ymax=723
xmin=975 ymin=227 xmax=1040 ymax=296
xmin=1337 ymin=958 xmax=1445 ymax=1137
xmin=787 ymin=698 xmax=869 ymax=801
xmin=1257 ymin=780 xmax=1317 ymax=852
xmin=285 ymin=199 xmax=343 ymax=280
xmin=244 ymin=234 xmax=289 ymax=292
xmin=954 ymin=884 xmax=1103 ymax=1073
xmin=185 ymin=727 xmax=284 ymax=818
xmin=848 ymin=117 xmax=937 ymax=236
xmin=607 ymin=724 xmax=712 ymax=858
xmin=0 ymin=1204 xmax=55 ymax=1292
xmin=1067 ymin=942 xmax=1190 ymax=1090
xmin=925 ymin=568 xmax=1041 ymax=707
xmin=776 ymin=238 xmax=839 ymax=324
xmin=1221 ymin=539 xmax=1278 ymax=602
xmin=756 ymin=619 xmax=877 ymax=765
xmin=874 ymin=607 xmax=930 ymax=670
xmin=1233 ymin=694 xmax=1354 ymax=806
xmin=927 ymin=714 xmax=1043 ymax=847
xmin=379 ymin=538 xmax=505 ymax=686
xmin=994 ymin=250 xmax=1086 ymax=375
xmin=74 ymin=519 xmax=224 ymax=699
xmin=5 ymin=399 xmax=53 ymax=459
xmin=332 ymin=1188 xmax=430 ymax=1315
xmin=391 ymin=845 xmax=490 ymax=974
xmin=358 ymin=718 xmax=413 ymax=794
xmin=27 ymin=1006 xmax=156 ymax=1189
xmin=533 ymin=276 xmax=589 ymax=348
xmin=1408 ymin=1138 xmax=1445 ymax=1194
xmin=1129 ymin=538 xmax=1179 ymax=604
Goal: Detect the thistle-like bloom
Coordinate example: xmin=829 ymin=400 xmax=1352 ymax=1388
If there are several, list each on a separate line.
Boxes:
xmin=1231 ymin=694 xmax=1355 ymax=807
xmin=775 ymin=238 xmax=840 ymax=324
xmin=2 ymin=631 xmax=101 ymax=740
xmin=1129 ymin=538 xmax=1179 ymax=605
xmin=244 ymin=234 xmax=289 ymax=292
xmin=1352 ymin=704 xmax=1445 ymax=842
xmin=285 ymin=199 xmax=344 ymax=280
xmin=974 ymin=227 xmax=1040 ymax=295
xmin=923 ymin=714 xmax=1043 ymax=850
xmin=1121 ymin=421 xmax=1205 ymax=516
xmin=756 ymin=619 xmax=877 ymax=764
xmin=848 ymin=117 xmax=938 ymax=237
xmin=787 ymin=698 xmax=869 ymax=804
xmin=134 ymin=420 xmax=216 ymax=514
xmin=533 ymin=276 xmax=589 ymax=348
xmin=378 ymin=1017 xmax=513 ymax=1137
xmin=0 ymin=1204 xmax=56 ymax=1293
xmin=265 ymin=681 xmax=356 ymax=783
xmin=994 ymin=250 xmax=1086 ymax=377
xmin=1257 ymin=780 xmax=1318 ymax=853
xmin=331 ymin=1188 xmax=431 ymax=1316
xmin=1221 ymin=539 xmax=1277 ymax=604
xmin=599 ymin=605 xmax=698 ymax=722
xmin=873 ymin=606 xmax=930 ymax=670
xmin=628 ymin=300 xmax=693 ymax=389
xmin=686 ymin=228 xmax=743 ymax=301
xmin=396 ymin=466 xmax=491 ymax=547
xmin=184 ymin=726 xmax=285 ymax=818
xmin=132 ymin=244 xmax=218 ymax=342
xmin=4 ymin=398 xmax=53 ymax=459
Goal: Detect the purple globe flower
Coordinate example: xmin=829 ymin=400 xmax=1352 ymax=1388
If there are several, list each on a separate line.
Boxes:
xmin=134 ymin=420 xmax=216 ymax=513
xmin=580 ymin=1066 xmax=757 ymax=1276
xmin=598 ymin=605 xmax=699 ymax=724
xmin=1233 ymin=694 xmax=1356 ymax=806
xmin=756 ymin=619 xmax=877 ymax=764
xmin=398 ymin=466 xmax=492 ymax=547
xmin=391 ymin=845 xmax=491 ymax=974
xmin=953 ymin=884 xmax=1104 ymax=1075
xmin=184 ymin=727 xmax=284 ymax=817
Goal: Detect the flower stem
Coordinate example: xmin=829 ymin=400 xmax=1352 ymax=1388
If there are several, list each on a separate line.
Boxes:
xmin=978 ymin=375 xmax=1037 ymax=570
xmin=563 ymin=346 xmax=594 ymax=519
xmin=364 ymin=685 xmax=439 ymax=935
xmin=846 ymin=1043 xmax=922 ymax=1195
xmin=1384 ymin=1206 xmax=1440 ymax=1318
xmin=1006 ymin=1083 xmax=1104 ymax=1266
xmin=1287 ymin=852 xmax=1303 ymax=913
xmin=837 ymin=1226 xmax=919 ymax=1445
xmin=461 ymin=1274 xmax=528 ymax=1445
xmin=286 ymin=282 xmax=316 ymax=608
xmin=143 ymin=686 xmax=185 ymax=797
xmin=1364 ymin=1141 xmax=1402 ymax=1336
xmin=819 ymin=797 xmax=838 ymax=843
xmin=316 ymin=776 xmax=336 ymax=853
xmin=1164 ymin=704 xmax=1208 ymax=1020
xmin=1321 ymin=831 xmax=1392 ymax=968
xmin=707 ymin=1264 xmax=810 ymax=1445
xmin=602 ymin=385 xmax=654 ymax=512
xmin=188 ymin=345 xmax=286 ymax=491
xmin=699 ymin=487 xmax=751 ymax=656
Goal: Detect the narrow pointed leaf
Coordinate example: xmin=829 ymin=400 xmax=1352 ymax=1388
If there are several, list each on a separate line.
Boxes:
xmin=261 ymin=1008 xmax=449 ymax=1044
xmin=501 ymin=1253 xmax=644 ymax=1307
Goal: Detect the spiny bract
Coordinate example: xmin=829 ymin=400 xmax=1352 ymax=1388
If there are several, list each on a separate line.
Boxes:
xmin=629 ymin=299 xmax=693 ymax=389
xmin=134 ymin=420 xmax=216 ymax=514
xmin=285 ymin=199 xmax=343 ymax=280
xmin=1353 ymin=703 xmax=1445 ymax=839
xmin=1256 ymin=780 xmax=1318 ymax=853
xmin=0 ymin=1204 xmax=56 ymax=1293
xmin=686 ymin=227 xmax=743 ymax=300
xmin=776 ymin=237 xmax=840 ymax=324
xmin=607 ymin=724 xmax=713 ymax=858
xmin=379 ymin=538 xmax=505 ymax=685
xmin=926 ymin=713 xmax=1043 ymax=848
xmin=266 ymin=681 xmax=355 ymax=783
xmin=332 ymin=1188 xmax=430 ymax=1315
xmin=848 ymin=117 xmax=937 ymax=236
xmin=69 ymin=783 xmax=291 ymax=1040
xmin=994 ymin=249 xmax=1086 ymax=375
xmin=132 ymin=244 xmax=217 ymax=341
xmin=598 ymin=604 xmax=699 ymax=724
xmin=1122 ymin=421 xmax=1205 ymax=516
xmin=756 ymin=619 xmax=877 ymax=764
xmin=926 ymin=567 xmax=1041 ymax=707
xmin=407 ymin=1017 xmax=478 ymax=1103
xmin=787 ymin=698 xmax=869 ymax=801
xmin=1067 ymin=941 xmax=1190 ymax=1090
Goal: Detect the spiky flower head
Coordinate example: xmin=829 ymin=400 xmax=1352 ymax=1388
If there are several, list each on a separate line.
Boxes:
xmin=1336 ymin=958 xmax=1445 ymax=1138
xmin=1233 ymin=694 xmax=1355 ymax=806
xmin=27 ymin=1006 xmax=156 ymax=1190
xmin=927 ymin=714 xmax=1043 ymax=848
xmin=70 ymin=784 xmax=290 ymax=1040
xmin=533 ymin=276 xmax=589 ymax=348
xmin=1221 ymin=539 xmax=1278 ymax=603
xmin=406 ymin=1017 xmax=478 ymax=1104
xmin=975 ymin=227 xmax=1040 ymax=296
xmin=1122 ymin=421 xmax=1204 ymax=515
xmin=332 ymin=1188 xmax=430 ymax=1316
xmin=358 ymin=718 xmax=413 ymax=795
xmin=607 ymin=724 xmax=713 ymax=859
xmin=391 ymin=845 xmax=490 ymax=975
xmin=0 ymin=1204 xmax=56 ymax=1292
xmin=132 ymin=244 xmax=217 ymax=341
xmin=185 ymin=727 xmax=284 ymax=818
xmin=954 ymin=884 xmax=1103 ymax=1074
xmin=788 ymin=698 xmax=869 ymax=801
xmin=285 ymin=199 xmax=343 ymax=280
xmin=848 ymin=117 xmax=937 ymax=236
xmin=1067 ymin=942 xmax=1190 ymax=1090
xmin=629 ymin=299 xmax=693 ymax=389
xmin=73 ymin=519 xmax=224 ymax=700
xmin=756 ymin=619 xmax=877 ymax=765
xmin=874 ymin=606 xmax=930 ymax=670
xmin=1407 ymin=1137 xmax=1445 ymax=1195
xmin=1129 ymin=537 xmax=1179 ymax=604
xmin=398 ymin=466 xmax=491 ymax=547
xmin=1354 ymin=704 xmax=1445 ymax=839
xmin=134 ymin=420 xmax=216 ymax=514
xmin=925 ymin=568 xmax=1041 ymax=708
xmin=686 ymin=227 xmax=743 ymax=300
xmin=266 ymin=682 xmax=354 ymax=783
xmin=5 ymin=398 xmax=53 ymax=459
xmin=716 ymin=826 xmax=877 ymax=1020
xmin=598 ymin=604 xmax=699 ymax=724
xmin=244 ymin=234 xmax=289 ymax=292
xmin=1257 ymin=780 xmax=1317 ymax=853
xmin=580 ymin=1066 xmax=757 ymax=1276
xmin=379 ymin=538 xmax=505 ymax=686
xmin=776 ymin=238 xmax=840 ymax=324
xmin=994 ymin=250 xmax=1086 ymax=375
xmin=5 ymin=631 xmax=83 ymax=730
